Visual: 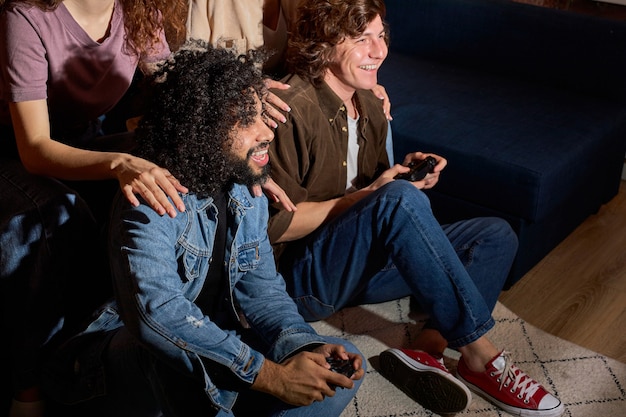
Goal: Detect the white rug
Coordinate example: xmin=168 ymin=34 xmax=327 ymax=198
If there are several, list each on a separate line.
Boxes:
xmin=311 ymin=298 xmax=626 ymax=417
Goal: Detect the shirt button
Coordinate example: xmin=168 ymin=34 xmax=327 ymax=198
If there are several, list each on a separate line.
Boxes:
xmin=342 ymin=126 xmax=347 ymax=132
xmin=342 ymin=161 xmax=347 ymax=167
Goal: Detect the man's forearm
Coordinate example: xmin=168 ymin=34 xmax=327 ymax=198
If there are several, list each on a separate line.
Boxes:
xmin=275 ymin=190 xmax=371 ymax=242
xmin=252 ymin=358 xmax=285 ymax=396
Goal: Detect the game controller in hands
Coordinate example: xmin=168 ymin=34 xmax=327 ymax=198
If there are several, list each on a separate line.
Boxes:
xmin=326 ymin=357 xmax=356 ymax=378
xmin=394 ymin=156 xmax=437 ymax=182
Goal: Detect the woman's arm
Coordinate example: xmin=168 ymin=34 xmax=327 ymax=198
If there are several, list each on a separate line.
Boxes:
xmin=10 ymin=100 xmax=188 ymax=217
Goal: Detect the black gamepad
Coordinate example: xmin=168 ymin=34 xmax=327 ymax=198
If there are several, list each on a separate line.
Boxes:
xmin=326 ymin=357 xmax=356 ymax=378
xmin=394 ymin=156 xmax=437 ymax=182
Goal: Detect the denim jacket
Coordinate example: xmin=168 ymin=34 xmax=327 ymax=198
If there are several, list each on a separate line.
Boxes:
xmin=58 ymin=185 xmax=324 ymax=411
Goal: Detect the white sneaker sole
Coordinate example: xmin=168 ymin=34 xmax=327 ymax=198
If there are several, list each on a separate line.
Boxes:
xmin=379 ymin=349 xmax=472 ymax=414
xmin=457 ymin=372 xmax=565 ymax=417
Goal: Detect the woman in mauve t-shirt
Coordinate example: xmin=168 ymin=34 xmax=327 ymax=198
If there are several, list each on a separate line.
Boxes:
xmin=0 ymin=1 xmax=186 ymax=415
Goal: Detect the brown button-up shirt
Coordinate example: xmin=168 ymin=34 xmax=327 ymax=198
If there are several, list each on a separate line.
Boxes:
xmin=268 ymin=74 xmax=390 ymax=256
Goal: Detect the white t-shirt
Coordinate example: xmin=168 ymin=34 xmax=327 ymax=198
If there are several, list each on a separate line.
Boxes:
xmin=346 ymin=115 xmax=360 ymax=192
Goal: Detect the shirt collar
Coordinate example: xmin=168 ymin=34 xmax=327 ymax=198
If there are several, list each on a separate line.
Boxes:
xmin=190 ymin=184 xmax=255 ymax=213
xmin=316 ymin=81 xmax=371 ymax=126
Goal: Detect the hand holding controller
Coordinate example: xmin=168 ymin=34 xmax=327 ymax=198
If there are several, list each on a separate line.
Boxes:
xmin=326 ymin=356 xmax=356 ymax=378
xmin=394 ymin=156 xmax=437 ymax=182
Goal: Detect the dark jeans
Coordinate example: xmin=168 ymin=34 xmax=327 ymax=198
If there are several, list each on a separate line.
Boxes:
xmin=0 ymin=125 xmax=131 ymax=398
xmin=280 ymin=181 xmax=518 ymax=348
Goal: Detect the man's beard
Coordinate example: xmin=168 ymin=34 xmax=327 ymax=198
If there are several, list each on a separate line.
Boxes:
xmin=224 ymin=146 xmax=271 ymax=189
xmin=182 ymin=144 xmax=271 ymax=198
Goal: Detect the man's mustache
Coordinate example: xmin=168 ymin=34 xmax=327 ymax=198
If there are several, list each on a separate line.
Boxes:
xmin=247 ymin=142 xmax=272 ymax=157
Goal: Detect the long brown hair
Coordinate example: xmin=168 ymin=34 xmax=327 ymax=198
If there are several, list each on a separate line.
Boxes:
xmin=124 ymin=0 xmax=188 ymax=54
xmin=287 ymin=0 xmax=389 ymax=87
xmin=0 ymin=0 xmax=187 ymax=55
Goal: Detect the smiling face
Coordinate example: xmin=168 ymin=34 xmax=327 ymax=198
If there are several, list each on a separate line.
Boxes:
xmin=324 ymin=15 xmax=388 ymax=98
xmin=227 ymin=94 xmax=275 ymax=185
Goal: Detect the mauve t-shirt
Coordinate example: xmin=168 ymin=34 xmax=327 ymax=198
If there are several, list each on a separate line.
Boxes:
xmin=0 ymin=1 xmax=170 ymax=133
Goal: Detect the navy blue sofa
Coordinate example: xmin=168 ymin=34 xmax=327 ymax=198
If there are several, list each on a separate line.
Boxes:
xmin=380 ymin=0 xmax=626 ymax=289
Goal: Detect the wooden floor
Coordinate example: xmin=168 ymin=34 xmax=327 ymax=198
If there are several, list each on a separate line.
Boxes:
xmin=498 ymin=0 xmax=626 ymax=364
xmin=499 ymin=179 xmax=626 ymax=364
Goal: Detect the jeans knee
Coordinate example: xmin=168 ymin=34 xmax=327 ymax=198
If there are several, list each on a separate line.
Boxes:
xmin=484 ymin=217 xmax=518 ymax=255
xmin=380 ymin=180 xmax=431 ymax=210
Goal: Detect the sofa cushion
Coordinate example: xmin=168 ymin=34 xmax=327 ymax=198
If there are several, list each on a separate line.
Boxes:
xmin=381 ymin=54 xmax=626 ymax=223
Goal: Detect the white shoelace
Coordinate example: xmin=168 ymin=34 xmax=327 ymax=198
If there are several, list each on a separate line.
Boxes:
xmin=436 ymin=356 xmax=446 ymax=369
xmin=493 ymin=351 xmax=541 ymax=403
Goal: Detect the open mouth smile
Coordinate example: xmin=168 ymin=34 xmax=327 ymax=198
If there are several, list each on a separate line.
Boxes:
xmin=250 ymin=144 xmax=270 ymax=166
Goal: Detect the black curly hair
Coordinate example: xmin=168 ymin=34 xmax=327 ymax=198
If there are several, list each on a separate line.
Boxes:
xmin=135 ymin=41 xmax=268 ymax=198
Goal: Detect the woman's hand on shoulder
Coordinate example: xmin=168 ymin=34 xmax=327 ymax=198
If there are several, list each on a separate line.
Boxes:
xmin=263 ymin=78 xmax=291 ymax=128
xmin=371 ymin=84 xmax=392 ymax=121
xmin=114 ymin=154 xmax=188 ymax=217
xmin=250 ymin=177 xmax=297 ymax=212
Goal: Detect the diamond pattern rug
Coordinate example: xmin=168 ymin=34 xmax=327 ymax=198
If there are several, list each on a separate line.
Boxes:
xmin=311 ymin=298 xmax=626 ymax=417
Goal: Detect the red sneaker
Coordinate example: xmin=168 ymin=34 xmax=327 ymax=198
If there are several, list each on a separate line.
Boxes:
xmin=457 ymin=350 xmax=564 ymax=417
xmin=379 ymin=348 xmax=471 ymax=414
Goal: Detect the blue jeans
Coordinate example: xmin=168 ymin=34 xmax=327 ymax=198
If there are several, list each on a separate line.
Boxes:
xmin=45 ymin=328 xmax=364 ymax=417
xmin=278 ymin=180 xmax=518 ymax=349
xmin=0 ymin=157 xmax=112 ymax=392
xmin=0 ymin=126 xmax=120 ymax=394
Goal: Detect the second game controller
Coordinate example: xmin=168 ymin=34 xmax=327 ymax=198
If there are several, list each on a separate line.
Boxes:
xmin=394 ymin=156 xmax=437 ymax=182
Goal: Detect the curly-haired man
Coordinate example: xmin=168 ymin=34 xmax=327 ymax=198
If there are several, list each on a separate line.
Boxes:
xmin=40 ymin=43 xmax=364 ymax=417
